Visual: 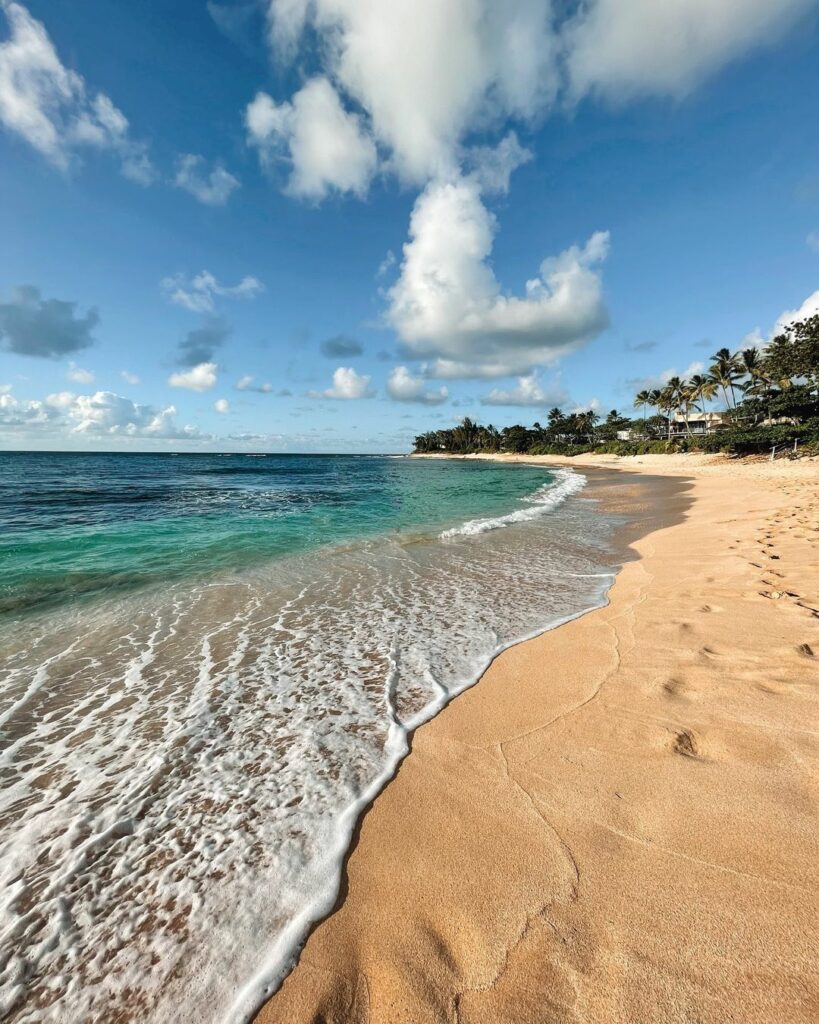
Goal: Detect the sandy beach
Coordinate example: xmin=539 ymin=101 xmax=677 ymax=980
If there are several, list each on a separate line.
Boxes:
xmin=257 ymin=453 xmax=818 ymax=1024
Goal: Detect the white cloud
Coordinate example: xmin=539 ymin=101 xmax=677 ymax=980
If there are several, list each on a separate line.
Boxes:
xmin=808 ymin=231 xmax=819 ymax=253
xmin=387 ymin=176 xmax=609 ymax=377
xmin=465 ymin=132 xmax=532 ymax=194
xmin=481 ymin=373 xmax=568 ymax=407
xmin=0 ymin=2 xmax=155 ymax=182
xmin=631 ymin=360 xmax=705 ymax=393
xmin=738 ymin=289 xmax=819 ymax=350
xmin=0 ymin=385 xmax=201 ymax=439
xmin=265 ymin=0 xmax=558 ymax=185
xmin=66 ymin=361 xmax=94 ymax=383
xmin=308 ymin=366 xmax=374 ymax=399
xmin=167 ymin=361 xmax=217 ymax=392
xmin=570 ymin=397 xmax=602 ymax=415
xmin=565 ymin=0 xmax=816 ymax=102
xmin=121 ymin=370 xmax=140 ymax=385
xmin=161 ymin=270 xmax=264 ymax=313
xmin=214 ymin=398 xmax=230 ymax=413
xmin=62 ymin=392 xmax=200 ymax=438
xmin=174 ymin=154 xmax=240 ymax=205
xmin=246 ymin=78 xmax=377 ymax=200
xmin=387 ymin=366 xmax=448 ymax=405
xmin=376 ymin=250 xmax=396 ymax=278
xmin=0 ymin=387 xmax=57 ymax=427
xmin=235 ymin=374 xmax=274 ymax=393
xmin=261 ymin=1 xmax=814 ymax=193
xmin=772 ymin=289 xmax=819 ymax=337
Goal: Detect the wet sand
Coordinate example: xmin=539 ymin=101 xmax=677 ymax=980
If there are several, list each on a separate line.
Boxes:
xmin=256 ymin=453 xmax=819 ymax=1024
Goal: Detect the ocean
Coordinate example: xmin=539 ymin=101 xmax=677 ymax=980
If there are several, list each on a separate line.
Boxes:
xmin=0 ymin=452 xmax=624 ymax=1022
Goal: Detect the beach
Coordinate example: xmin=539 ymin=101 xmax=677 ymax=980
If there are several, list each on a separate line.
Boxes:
xmin=257 ymin=453 xmax=819 ymax=1023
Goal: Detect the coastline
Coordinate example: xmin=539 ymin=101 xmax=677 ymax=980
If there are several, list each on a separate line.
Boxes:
xmin=256 ymin=453 xmax=819 ymax=1024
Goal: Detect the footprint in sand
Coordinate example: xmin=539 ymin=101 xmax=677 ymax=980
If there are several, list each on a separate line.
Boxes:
xmin=671 ymin=728 xmax=700 ymax=759
xmin=662 ymin=678 xmax=686 ymax=698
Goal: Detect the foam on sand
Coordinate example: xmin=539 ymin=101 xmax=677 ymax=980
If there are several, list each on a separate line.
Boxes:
xmin=0 ymin=468 xmax=619 ymax=1024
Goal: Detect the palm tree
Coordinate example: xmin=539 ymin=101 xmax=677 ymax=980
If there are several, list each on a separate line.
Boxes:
xmin=687 ymin=373 xmax=718 ymax=432
xmin=709 ymin=348 xmax=741 ymax=410
xmin=663 ymin=376 xmax=687 ymax=435
xmin=657 ymin=384 xmax=675 ymax=439
xmin=575 ymin=409 xmax=599 ymax=442
xmin=739 ymin=347 xmax=764 ymax=382
xmin=633 ymin=389 xmax=651 ymax=434
xmin=739 ymin=348 xmax=776 ymax=424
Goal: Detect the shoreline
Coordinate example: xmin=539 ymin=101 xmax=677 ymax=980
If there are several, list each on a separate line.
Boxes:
xmin=239 ymin=461 xmax=668 ymax=1019
xmin=256 ymin=452 xmax=818 ymax=1023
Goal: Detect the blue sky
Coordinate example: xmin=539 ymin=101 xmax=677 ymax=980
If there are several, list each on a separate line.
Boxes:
xmin=2 ymin=0 xmax=819 ymax=452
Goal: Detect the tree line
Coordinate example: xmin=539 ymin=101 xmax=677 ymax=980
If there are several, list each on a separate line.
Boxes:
xmin=413 ymin=315 xmax=819 ymax=457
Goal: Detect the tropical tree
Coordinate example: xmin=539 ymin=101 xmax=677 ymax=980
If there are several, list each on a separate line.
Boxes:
xmin=738 ymin=348 xmax=777 ymax=424
xmin=575 ymin=409 xmax=599 ymax=442
xmin=764 ymin=318 xmax=819 ymax=389
xmin=687 ymin=373 xmax=718 ymax=431
xmin=709 ymin=347 xmax=741 ymax=409
xmin=656 ymin=384 xmax=675 ymax=439
xmin=663 ymin=376 xmax=688 ymax=434
xmin=633 ymin=389 xmax=652 ymax=433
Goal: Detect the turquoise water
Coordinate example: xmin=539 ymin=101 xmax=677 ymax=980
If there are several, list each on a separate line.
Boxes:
xmin=0 ymin=452 xmax=555 ymax=615
xmin=0 ymin=451 xmax=621 ymax=1024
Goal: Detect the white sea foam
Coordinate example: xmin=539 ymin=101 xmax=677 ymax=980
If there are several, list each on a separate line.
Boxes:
xmin=441 ymin=468 xmax=586 ymax=538
xmin=0 ymin=476 xmax=619 ymax=1024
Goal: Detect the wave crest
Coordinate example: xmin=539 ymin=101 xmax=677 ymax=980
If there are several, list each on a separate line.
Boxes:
xmin=441 ymin=468 xmax=586 ymax=539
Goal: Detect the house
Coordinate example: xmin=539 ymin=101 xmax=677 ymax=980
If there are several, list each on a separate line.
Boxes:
xmin=669 ymin=411 xmax=728 ymax=435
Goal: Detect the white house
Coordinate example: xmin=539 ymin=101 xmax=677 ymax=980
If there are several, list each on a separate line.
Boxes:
xmin=669 ymin=411 xmax=729 ymax=435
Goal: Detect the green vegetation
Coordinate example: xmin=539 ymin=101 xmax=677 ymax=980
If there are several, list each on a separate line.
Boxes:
xmin=413 ymin=316 xmax=819 ymax=459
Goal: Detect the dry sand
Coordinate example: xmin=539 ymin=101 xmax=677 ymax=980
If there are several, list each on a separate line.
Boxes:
xmin=256 ymin=453 xmax=818 ymax=1024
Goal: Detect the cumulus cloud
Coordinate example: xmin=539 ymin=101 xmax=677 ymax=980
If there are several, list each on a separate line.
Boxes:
xmin=174 ymin=153 xmax=240 ymax=205
xmin=175 ymin=318 xmax=229 ymax=367
xmin=308 ymin=366 xmax=374 ymax=399
xmin=167 ymin=361 xmax=218 ymax=392
xmin=235 ymin=374 xmax=274 ymax=393
xmin=161 ymin=271 xmax=264 ymax=313
xmin=736 ymin=288 xmax=819 ymax=352
xmin=319 ymin=334 xmax=363 ymax=358
xmin=64 ymin=391 xmax=201 ymax=437
xmin=260 ymin=1 xmax=814 ymax=193
xmin=772 ymin=289 xmax=819 ymax=336
xmin=264 ymin=0 xmax=558 ymax=185
xmin=481 ymin=373 xmax=568 ymax=407
xmin=246 ymin=78 xmax=377 ymax=200
xmin=252 ymin=0 xmax=817 ymax=381
xmin=387 ymin=366 xmax=448 ymax=405
xmin=0 ymin=386 xmax=58 ymax=427
xmin=0 ymin=285 xmax=98 ymax=358
xmin=0 ymin=1 xmax=155 ymax=182
xmin=564 ymin=0 xmax=817 ymax=102
xmin=214 ymin=398 xmax=230 ymax=413
xmin=0 ymin=385 xmax=202 ymax=439
xmin=808 ymin=231 xmax=819 ymax=253
xmin=121 ymin=370 xmax=140 ymax=385
xmin=66 ymin=361 xmax=94 ymax=383
xmin=387 ymin=177 xmax=610 ymax=377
